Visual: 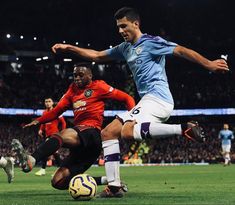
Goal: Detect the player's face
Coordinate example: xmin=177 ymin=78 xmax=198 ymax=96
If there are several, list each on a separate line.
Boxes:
xmin=116 ymin=17 xmax=139 ymax=44
xmin=45 ymin=99 xmax=54 ymax=109
xmin=73 ymin=67 xmax=92 ymax=88
xmin=224 ymin=124 xmax=229 ymax=129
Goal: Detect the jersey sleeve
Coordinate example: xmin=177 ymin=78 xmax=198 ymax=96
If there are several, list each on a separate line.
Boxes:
xmin=59 ymin=116 xmax=67 ymax=130
xmin=148 ymin=36 xmax=177 ymax=56
xmin=104 ymin=43 xmax=126 ymax=61
xmin=97 ymin=80 xmax=135 ymax=111
xmin=108 ymin=89 xmax=135 ymax=111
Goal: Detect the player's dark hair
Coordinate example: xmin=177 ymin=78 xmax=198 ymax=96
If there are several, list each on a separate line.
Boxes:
xmin=114 ymin=7 xmax=140 ymax=24
xmin=44 ymin=97 xmax=53 ymax=101
xmin=74 ymin=62 xmax=92 ymax=74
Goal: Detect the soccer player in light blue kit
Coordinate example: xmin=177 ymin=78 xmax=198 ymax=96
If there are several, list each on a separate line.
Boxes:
xmin=219 ymin=124 xmax=234 ymax=166
xmin=52 ymin=7 xmax=229 ymax=197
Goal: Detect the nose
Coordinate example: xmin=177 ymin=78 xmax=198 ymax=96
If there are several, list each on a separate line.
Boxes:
xmin=119 ymin=27 xmax=124 ymax=34
xmin=74 ymin=74 xmax=79 ymax=80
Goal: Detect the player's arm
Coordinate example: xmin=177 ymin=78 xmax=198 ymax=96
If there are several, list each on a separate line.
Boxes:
xmin=38 ymin=124 xmax=45 ymax=138
xmin=23 ymin=105 xmax=65 ymax=128
xmin=109 ymin=89 xmax=136 ymax=111
xmin=23 ymin=95 xmax=71 ymax=128
xmin=231 ymin=131 xmax=234 ymax=140
xmin=52 ymin=44 xmax=112 ymax=62
xmin=173 ymin=45 xmax=229 ymax=73
xmin=59 ymin=116 xmax=67 ymax=130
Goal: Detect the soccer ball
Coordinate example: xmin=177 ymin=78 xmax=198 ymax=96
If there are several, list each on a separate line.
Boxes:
xmin=69 ymin=174 xmax=97 ymax=200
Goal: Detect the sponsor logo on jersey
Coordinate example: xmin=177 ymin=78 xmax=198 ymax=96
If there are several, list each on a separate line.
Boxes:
xmin=84 ymin=89 xmax=93 ymax=97
xmin=73 ymin=100 xmax=87 ymax=109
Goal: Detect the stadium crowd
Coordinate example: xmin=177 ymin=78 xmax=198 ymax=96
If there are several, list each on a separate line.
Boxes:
xmin=0 ymin=121 xmax=234 ymax=164
xmin=0 ymin=62 xmax=234 ymax=109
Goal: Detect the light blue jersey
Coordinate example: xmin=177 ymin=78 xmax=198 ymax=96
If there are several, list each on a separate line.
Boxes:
xmin=105 ymin=34 xmax=177 ymax=105
xmin=219 ymin=129 xmax=234 ymax=145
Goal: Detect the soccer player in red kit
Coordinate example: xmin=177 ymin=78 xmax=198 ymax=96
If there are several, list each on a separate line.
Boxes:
xmin=12 ymin=62 xmax=135 ymax=190
xmin=35 ymin=98 xmax=66 ymax=176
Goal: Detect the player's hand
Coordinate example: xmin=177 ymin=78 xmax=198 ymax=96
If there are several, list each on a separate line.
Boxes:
xmin=38 ymin=130 xmax=44 ymax=138
xmin=51 ymin=43 xmax=70 ymax=53
xmin=23 ymin=120 xmax=40 ymax=128
xmin=206 ymin=59 xmax=229 ymax=73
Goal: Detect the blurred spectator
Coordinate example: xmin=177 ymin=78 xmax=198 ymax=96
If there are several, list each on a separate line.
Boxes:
xmin=0 ymin=63 xmax=234 ymax=109
xmin=1 ymin=122 xmax=233 ymax=164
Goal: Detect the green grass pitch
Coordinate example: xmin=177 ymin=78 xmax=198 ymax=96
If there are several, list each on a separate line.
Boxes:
xmin=1 ymin=165 xmax=235 ymax=205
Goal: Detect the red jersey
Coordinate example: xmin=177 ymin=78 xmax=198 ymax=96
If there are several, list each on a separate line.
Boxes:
xmin=37 ymin=80 xmax=135 ymax=130
xmin=39 ymin=110 xmax=66 ymax=137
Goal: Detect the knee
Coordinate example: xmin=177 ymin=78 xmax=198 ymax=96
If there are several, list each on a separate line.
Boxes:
xmin=51 ymin=177 xmax=69 ymax=190
xmin=101 ymin=128 xmax=115 ymax=141
xmin=101 ymin=128 xmax=108 ymax=141
xmin=121 ymin=122 xmax=135 ymax=139
xmin=51 ymin=178 xmax=58 ymax=189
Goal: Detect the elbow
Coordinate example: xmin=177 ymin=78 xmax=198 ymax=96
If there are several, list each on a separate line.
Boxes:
xmin=90 ymin=52 xmax=102 ymax=62
xmin=174 ymin=45 xmax=187 ymax=57
xmin=92 ymin=51 xmax=108 ymax=62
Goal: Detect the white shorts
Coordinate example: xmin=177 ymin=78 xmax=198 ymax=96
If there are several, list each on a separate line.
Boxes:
xmin=117 ymin=94 xmax=174 ymax=124
xmin=222 ymin=144 xmax=231 ymax=153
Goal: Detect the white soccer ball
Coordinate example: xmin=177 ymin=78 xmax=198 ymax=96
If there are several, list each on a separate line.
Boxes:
xmin=69 ymin=174 xmax=97 ymax=200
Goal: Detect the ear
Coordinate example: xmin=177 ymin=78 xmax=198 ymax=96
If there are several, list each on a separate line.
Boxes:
xmin=89 ymin=73 xmax=93 ymax=80
xmin=133 ymin=20 xmax=139 ymax=28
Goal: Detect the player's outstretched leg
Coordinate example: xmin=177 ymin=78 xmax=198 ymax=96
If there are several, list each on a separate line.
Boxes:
xmin=132 ymin=120 xmax=205 ymax=143
xmin=0 ymin=156 xmax=15 ymax=183
xmin=182 ymin=121 xmax=205 ymax=142
xmin=11 ymin=139 xmax=35 ymax=173
xmin=3 ymin=157 xmax=15 ymax=183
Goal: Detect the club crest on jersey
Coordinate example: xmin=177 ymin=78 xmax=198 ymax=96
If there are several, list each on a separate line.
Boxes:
xmin=109 ymin=87 xmax=114 ymax=92
xmin=73 ymin=100 xmax=86 ymax=109
xmin=84 ymin=89 xmax=93 ymax=98
xmin=135 ymin=46 xmax=142 ymax=55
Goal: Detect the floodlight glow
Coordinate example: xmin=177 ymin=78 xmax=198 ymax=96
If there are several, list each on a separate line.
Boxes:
xmin=63 ymin=58 xmax=72 ymax=62
xmin=6 ymin=34 xmax=11 ymax=38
